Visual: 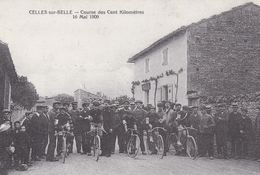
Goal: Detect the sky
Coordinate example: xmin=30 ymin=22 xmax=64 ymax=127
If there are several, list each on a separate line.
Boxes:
xmin=0 ymin=0 xmax=258 ymax=98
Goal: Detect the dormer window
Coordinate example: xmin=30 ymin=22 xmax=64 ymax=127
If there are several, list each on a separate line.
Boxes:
xmin=162 ymin=48 xmax=168 ymax=66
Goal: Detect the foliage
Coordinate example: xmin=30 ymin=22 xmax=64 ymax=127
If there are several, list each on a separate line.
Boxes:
xmin=11 ymin=76 xmax=39 ymax=110
xmin=114 ymin=95 xmax=132 ymax=105
xmin=54 ymin=93 xmax=74 ymax=104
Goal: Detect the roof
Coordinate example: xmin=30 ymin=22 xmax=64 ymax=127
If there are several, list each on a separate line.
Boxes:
xmin=127 ymin=2 xmax=260 ymax=63
xmin=0 ymin=41 xmax=18 ymax=83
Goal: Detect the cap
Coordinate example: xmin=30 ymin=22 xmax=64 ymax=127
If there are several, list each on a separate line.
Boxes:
xmin=53 ymin=101 xmax=61 ymax=105
xmin=206 ymin=105 xmax=211 ymax=109
xmin=2 ymin=109 xmax=11 ymax=113
xmin=63 ymin=102 xmax=70 ymax=106
xmin=36 ymin=105 xmax=45 ymax=110
xmin=92 ymin=101 xmax=100 ymax=106
xmin=175 ymin=103 xmax=182 ymax=107
xmin=130 ymin=102 xmax=135 ymax=105
xmin=59 ymin=106 xmax=66 ymax=110
xmin=71 ymin=102 xmax=78 ymax=105
xmin=123 ymin=101 xmax=130 ymax=105
xmin=135 ymin=100 xmax=143 ymax=104
xmin=82 ymin=102 xmax=90 ymax=107
xmin=157 ymin=102 xmax=164 ymax=107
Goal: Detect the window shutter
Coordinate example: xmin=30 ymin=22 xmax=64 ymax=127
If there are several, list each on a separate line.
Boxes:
xmin=168 ymin=84 xmax=173 ymax=102
xmin=157 ymin=87 xmax=162 ymax=102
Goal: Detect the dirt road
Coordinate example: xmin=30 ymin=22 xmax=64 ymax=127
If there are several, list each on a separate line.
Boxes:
xmin=9 ymin=153 xmax=260 ymax=175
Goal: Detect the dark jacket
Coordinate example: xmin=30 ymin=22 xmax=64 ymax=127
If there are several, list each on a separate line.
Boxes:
xmin=48 ymin=109 xmax=59 ymax=134
xmin=89 ymin=108 xmax=103 ymax=124
xmin=102 ymin=107 xmax=114 ymax=132
xmin=14 ymin=131 xmax=30 ymax=149
xmin=240 ymin=116 xmax=253 ymax=141
xmin=228 ymin=112 xmax=242 ymax=138
xmin=80 ymin=109 xmax=91 ymax=132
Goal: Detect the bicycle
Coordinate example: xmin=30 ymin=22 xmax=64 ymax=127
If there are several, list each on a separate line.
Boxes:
xmin=148 ymin=127 xmax=167 ymax=159
xmin=166 ymin=126 xmax=198 ymax=159
xmin=87 ymin=123 xmax=106 ymax=162
xmin=126 ymin=127 xmax=140 ymax=158
xmin=56 ymin=129 xmax=72 ymax=164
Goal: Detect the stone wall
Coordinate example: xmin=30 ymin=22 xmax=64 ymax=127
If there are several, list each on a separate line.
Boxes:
xmin=187 ymin=4 xmax=260 ymax=97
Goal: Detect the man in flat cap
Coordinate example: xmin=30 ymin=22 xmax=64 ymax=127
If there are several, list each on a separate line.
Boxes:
xmin=198 ymin=105 xmax=215 ymax=159
xmin=39 ymin=105 xmax=49 ymax=159
xmin=228 ymin=103 xmax=242 ymax=158
xmin=46 ymin=102 xmax=60 ymax=161
xmin=214 ymin=103 xmax=229 ymax=159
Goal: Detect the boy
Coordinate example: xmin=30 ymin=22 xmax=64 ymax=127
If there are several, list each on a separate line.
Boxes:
xmin=14 ymin=125 xmax=30 ymax=168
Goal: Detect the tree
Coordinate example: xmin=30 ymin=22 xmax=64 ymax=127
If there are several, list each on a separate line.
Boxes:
xmin=54 ymin=93 xmax=74 ymax=104
xmin=11 ymin=76 xmax=39 ymax=110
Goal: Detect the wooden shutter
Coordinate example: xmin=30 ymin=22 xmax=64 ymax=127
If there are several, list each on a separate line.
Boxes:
xmin=168 ymin=84 xmax=173 ymax=102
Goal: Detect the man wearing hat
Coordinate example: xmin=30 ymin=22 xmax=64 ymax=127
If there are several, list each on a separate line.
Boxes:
xmin=198 ymin=105 xmax=215 ymax=159
xmin=228 ymin=103 xmax=242 ymax=158
xmin=30 ymin=105 xmax=45 ymax=161
xmin=255 ymin=105 xmax=260 ymax=162
xmin=131 ymin=100 xmax=148 ymax=155
xmin=80 ymin=102 xmax=92 ymax=155
xmin=46 ymin=102 xmax=60 ymax=161
xmin=68 ymin=102 xmax=80 ymax=154
xmin=214 ymin=103 xmax=229 ymax=159
xmin=0 ymin=109 xmax=13 ymax=175
xmin=100 ymin=101 xmax=114 ymax=157
xmin=239 ymin=107 xmax=253 ymax=159
xmin=39 ymin=105 xmax=49 ymax=159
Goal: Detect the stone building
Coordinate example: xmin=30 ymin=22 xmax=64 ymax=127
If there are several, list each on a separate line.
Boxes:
xmin=0 ymin=41 xmax=17 ymax=111
xmin=74 ymin=89 xmax=100 ymax=108
xmin=128 ymin=2 xmax=260 ymax=106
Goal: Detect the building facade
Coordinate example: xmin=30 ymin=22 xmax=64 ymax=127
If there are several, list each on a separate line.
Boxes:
xmin=0 ymin=41 xmax=17 ymax=111
xmin=128 ymin=3 xmax=260 ymax=107
xmin=74 ymin=89 xmax=100 ymax=108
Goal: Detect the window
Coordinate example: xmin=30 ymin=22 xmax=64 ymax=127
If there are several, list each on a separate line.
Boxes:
xmin=162 ymin=48 xmax=168 ymax=65
xmin=145 ymin=58 xmax=150 ymax=73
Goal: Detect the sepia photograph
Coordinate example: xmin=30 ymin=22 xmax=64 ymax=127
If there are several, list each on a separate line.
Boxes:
xmin=0 ymin=0 xmax=260 ymax=174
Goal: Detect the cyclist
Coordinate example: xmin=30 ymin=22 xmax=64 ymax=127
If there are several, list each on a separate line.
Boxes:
xmin=55 ymin=107 xmax=73 ymax=157
xmin=89 ymin=101 xmax=103 ymax=155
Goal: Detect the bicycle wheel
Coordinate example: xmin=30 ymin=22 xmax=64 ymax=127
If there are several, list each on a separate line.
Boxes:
xmin=62 ymin=137 xmax=67 ymax=164
xmin=93 ymin=135 xmax=101 ymax=161
xmin=156 ymin=135 xmax=164 ymax=159
xmin=186 ymin=135 xmax=198 ymax=159
xmin=166 ymin=133 xmax=178 ymax=154
xmin=127 ymin=134 xmax=140 ymax=158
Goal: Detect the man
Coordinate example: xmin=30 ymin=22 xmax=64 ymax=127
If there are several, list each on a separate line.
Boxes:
xmin=240 ymin=107 xmax=253 ymax=159
xmin=101 ymin=101 xmax=114 ymax=157
xmin=131 ymin=100 xmax=147 ymax=155
xmin=198 ymin=105 xmax=215 ymax=159
xmin=0 ymin=109 xmax=13 ymax=175
xmin=255 ymin=106 xmax=260 ymax=162
xmin=111 ymin=102 xmax=127 ymax=153
xmin=46 ymin=102 xmax=60 ymax=161
xmin=80 ymin=102 xmax=92 ymax=155
xmin=31 ymin=106 xmax=45 ymax=161
xmin=56 ymin=107 xmax=72 ymax=157
xmin=21 ymin=112 xmax=33 ymax=164
xmin=228 ymin=103 xmax=242 ymax=158
xmin=39 ymin=106 xmax=49 ymax=158
xmin=214 ymin=103 xmax=229 ymax=159
xmin=68 ymin=102 xmax=80 ymax=153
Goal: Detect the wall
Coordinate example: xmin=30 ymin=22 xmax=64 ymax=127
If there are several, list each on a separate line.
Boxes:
xmin=133 ymin=32 xmax=188 ymax=105
xmin=187 ymin=4 xmax=260 ymax=97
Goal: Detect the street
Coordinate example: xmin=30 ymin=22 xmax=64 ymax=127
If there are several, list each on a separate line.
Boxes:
xmin=9 ymin=153 xmax=260 ymax=175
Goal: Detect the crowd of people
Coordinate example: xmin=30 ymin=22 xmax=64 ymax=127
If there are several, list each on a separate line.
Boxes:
xmin=0 ymin=99 xmax=260 ymax=174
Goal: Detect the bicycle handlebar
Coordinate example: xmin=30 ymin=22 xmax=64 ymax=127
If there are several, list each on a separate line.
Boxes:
xmin=150 ymin=127 xmax=167 ymax=132
xmin=179 ymin=126 xmax=198 ymax=132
